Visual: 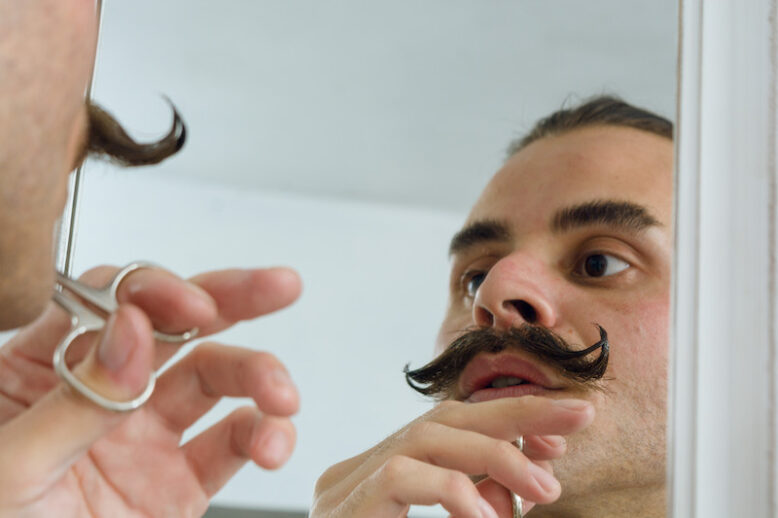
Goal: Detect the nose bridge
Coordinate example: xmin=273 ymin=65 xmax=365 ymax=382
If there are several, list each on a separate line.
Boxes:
xmin=473 ymin=250 xmax=558 ymax=329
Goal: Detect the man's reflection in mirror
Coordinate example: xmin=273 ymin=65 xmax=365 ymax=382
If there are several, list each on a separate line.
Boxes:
xmin=312 ymin=96 xmax=672 ymax=518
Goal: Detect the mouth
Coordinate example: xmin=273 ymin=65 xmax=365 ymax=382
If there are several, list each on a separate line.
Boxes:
xmin=458 ymin=353 xmax=561 ymax=403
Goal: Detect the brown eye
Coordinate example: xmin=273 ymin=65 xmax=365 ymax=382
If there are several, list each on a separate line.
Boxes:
xmin=582 ymin=253 xmax=630 ymax=278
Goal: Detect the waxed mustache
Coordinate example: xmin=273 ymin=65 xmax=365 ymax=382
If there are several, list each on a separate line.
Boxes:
xmin=404 ymin=324 xmax=609 ymax=400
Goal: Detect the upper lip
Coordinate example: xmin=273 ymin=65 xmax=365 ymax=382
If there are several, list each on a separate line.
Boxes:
xmin=457 ymin=352 xmax=560 ymax=400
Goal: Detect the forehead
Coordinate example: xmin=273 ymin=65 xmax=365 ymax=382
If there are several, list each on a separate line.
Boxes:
xmin=468 ymin=126 xmax=674 ymax=231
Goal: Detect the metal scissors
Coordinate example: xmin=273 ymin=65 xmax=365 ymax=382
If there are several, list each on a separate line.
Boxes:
xmin=52 ymin=261 xmax=198 ymax=412
xmin=511 ymin=436 xmax=524 ymax=518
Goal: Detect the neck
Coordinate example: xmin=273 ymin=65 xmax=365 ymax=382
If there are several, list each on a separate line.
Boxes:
xmin=530 ymin=484 xmax=666 ymax=518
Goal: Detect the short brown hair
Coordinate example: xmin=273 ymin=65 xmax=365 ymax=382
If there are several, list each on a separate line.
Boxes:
xmin=507 ymin=95 xmax=673 ymax=157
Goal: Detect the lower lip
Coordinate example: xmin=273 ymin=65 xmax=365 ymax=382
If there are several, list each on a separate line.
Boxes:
xmin=466 ymin=384 xmax=551 ymax=403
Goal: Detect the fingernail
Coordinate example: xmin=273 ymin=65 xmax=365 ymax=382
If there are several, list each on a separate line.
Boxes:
xmin=477 ymin=497 xmax=498 ymax=518
xmin=528 ymin=462 xmax=560 ymax=495
xmin=98 ymin=313 xmax=130 ymax=372
xmin=270 ymin=369 xmax=297 ymax=404
xmin=260 ymin=429 xmax=290 ymax=466
xmin=553 ymin=398 xmax=591 ymax=412
xmin=271 ymin=368 xmax=295 ymax=391
xmin=185 ymin=281 xmax=213 ymax=302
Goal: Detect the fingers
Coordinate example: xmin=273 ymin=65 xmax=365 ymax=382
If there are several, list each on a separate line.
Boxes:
xmin=348 ymin=456 xmax=498 ymax=518
xmin=522 ymin=435 xmax=566 ymax=461
xmin=3 ymin=266 xmax=216 ymax=365
xmin=189 ymin=267 xmax=302 ymax=335
xmin=475 ymin=476 xmax=540 ymax=517
xmin=390 ymin=422 xmax=561 ymax=505
xmin=0 ymin=305 xmax=154 ymax=502
xmin=0 ymin=344 xmax=59 ymax=408
xmin=149 ymin=343 xmax=299 ymax=434
xmin=181 ymin=407 xmax=296 ymax=498
xmin=7 ymin=265 xmax=302 ymax=369
xmin=111 ymin=267 xmax=218 ymax=335
xmin=432 ymin=397 xmax=594 ymax=440
xmin=313 ymin=397 xmax=592 ymax=517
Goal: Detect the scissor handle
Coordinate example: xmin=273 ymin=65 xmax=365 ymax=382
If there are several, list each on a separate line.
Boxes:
xmin=57 ymin=261 xmax=199 ymax=343
xmin=52 ymin=290 xmax=156 ymax=412
xmin=51 ymin=261 xmax=198 ymax=412
xmin=511 ymin=437 xmax=525 ymax=518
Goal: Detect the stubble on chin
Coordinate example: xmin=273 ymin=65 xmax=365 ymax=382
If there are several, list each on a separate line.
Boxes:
xmin=0 ymin=223 xmax=57 ymax=330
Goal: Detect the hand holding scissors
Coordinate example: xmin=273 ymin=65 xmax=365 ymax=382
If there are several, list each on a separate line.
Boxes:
xmin=53 ymin=261 xmax=198 ymax=412
xmin=0 ymin=264 xmax=302 ymax=517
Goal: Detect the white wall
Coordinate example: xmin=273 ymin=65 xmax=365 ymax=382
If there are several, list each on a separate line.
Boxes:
xmin=72 ymin=164 xmax=462 ymax=514
xmin=91 ymin=0 xmax=677 ymax=213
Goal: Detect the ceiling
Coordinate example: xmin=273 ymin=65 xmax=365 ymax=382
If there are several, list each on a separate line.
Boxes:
xmin=91 ymin=0 xmax=678 ymax=216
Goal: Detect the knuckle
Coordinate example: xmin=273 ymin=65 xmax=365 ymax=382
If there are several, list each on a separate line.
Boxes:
xmin=191 ymin=341 xmax=222 ymax=363
xmin=245 ymin=352 xmax=287 ymax=388
xmin=249 ymin=350 xmax=282 ymax=370
xmin=443 ymin=471 xmax=474 ymax=497
xmin=494 ymin=439 xmax=524 ymax=463
xmin=404 ymin=420 xmax=441 ymax=442
xmin=314 ymin=466 xmax=339 ymax=494
xmin=379 ymin=455 xmax=412 ymax=484
xmin=433 ymin=400 xmax=461 ymax=414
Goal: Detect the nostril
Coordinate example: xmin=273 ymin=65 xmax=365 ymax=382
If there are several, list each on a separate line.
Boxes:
xmin=474 ymin=306 xmax=494 ymax=327
xmin=510 ymin=300 xmax=537 ymax=323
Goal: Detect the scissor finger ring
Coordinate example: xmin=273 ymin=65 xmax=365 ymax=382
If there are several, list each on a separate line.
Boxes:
xmin=52 ymin=261 xmax=199 ymax=412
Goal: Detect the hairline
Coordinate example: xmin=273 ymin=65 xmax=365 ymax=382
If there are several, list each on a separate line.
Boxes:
xmin=507 ymin=122 xmax=674 ymax=159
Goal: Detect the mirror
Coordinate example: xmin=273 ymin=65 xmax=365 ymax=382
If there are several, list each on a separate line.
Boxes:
xmin=73 ymin=1 xmax=678 ymax=515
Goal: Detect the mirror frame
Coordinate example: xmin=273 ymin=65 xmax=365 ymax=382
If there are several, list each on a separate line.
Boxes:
xmin=670 ymin=0 xmax=778 ymax=515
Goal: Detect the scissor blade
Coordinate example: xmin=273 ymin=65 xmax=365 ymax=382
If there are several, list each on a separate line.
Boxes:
xmin=56 ymin=272 xmax=117 ymax=315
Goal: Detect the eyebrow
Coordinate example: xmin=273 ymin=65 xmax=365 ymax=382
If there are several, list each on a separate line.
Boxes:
xmin=448 ymin=219 xmax=511 ymax=257
xmin=447 ymin=199 xmax=660 ymax=258
xmin=551 ymin=199 xmax=660 ymax=234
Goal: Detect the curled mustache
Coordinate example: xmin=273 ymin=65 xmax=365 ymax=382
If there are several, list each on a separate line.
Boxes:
xmin=83 ymin=99 xmax=186 ymax=167
xmin=404 ymin=324 xmax=609 ymax=400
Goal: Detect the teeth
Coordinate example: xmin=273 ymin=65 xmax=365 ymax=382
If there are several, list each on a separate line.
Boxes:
xmin=490 ymin=376 xmax=526 ymax=388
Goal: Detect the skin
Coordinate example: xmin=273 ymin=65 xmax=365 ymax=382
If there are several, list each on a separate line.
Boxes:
xmin=312 ymin=125 xmax=673 ymax=517
xmin=0 ymin=2 xmax=303 ymax=516
xmin=0 ymin=0 xmax=95 ymax=328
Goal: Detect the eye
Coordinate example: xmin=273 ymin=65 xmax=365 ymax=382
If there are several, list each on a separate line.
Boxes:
xmin=580 ymin=253 xmax=630 ymax=278
xmin=462 ymin=271 xmax=488 ymax=298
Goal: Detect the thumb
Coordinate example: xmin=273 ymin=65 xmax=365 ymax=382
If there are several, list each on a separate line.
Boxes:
xmin=0 ymin=304 xmax=154 ymax=502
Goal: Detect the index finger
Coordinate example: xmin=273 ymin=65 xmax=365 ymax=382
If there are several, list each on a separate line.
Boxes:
xmin=7 ymin=266 xmax=302 ymax=367
xmin=187 ymin=267 xmax=302 ymax=336
xmin=432 ymin=397 xmax=594 ymax=440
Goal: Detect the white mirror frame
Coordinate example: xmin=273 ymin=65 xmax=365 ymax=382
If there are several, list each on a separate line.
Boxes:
xmin=670 ymin=0 xmax=778 ymax=516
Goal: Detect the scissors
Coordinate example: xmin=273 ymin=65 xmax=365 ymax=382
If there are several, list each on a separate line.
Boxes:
xmin=511 ymin=436 xmax=524 ymax=518
xmin=52 ymin=261 xmax=198 ymax=412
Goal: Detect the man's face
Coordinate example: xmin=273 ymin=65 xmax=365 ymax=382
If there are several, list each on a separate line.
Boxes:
xmin=436 ymin=125 xmax=673 ymax=507
xmin=0 ymin=1 xmax=98 ymax=329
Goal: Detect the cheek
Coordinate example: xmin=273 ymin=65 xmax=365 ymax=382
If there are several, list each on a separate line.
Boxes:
xmin=435 ymin=307 xmax=472 ymax=355
xmin=604 ymin=295 xmax=671 ymax=384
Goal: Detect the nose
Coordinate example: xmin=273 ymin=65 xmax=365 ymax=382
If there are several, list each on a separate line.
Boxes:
xmin=472 ymin=253 xmax=558 ymax=330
